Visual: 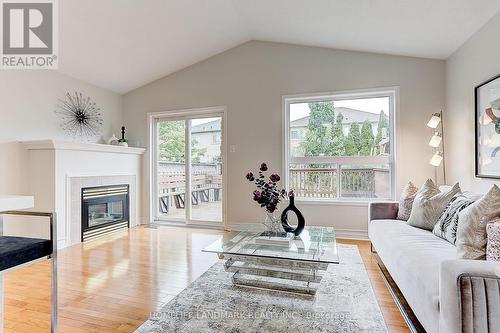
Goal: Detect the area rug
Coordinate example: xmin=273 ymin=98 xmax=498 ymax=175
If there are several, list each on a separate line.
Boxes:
xmin=135 ymin=244 xmax=387 ymax=332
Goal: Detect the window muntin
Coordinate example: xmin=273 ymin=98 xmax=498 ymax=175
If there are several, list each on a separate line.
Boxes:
xmin=285 ymin=91 xmax=395 ymax=200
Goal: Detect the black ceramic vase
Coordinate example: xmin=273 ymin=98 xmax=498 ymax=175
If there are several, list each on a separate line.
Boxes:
xmin=280 ymin=193 xmax=305 ymax=236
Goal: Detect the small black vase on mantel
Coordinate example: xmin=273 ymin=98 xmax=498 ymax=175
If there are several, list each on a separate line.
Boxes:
xmin=281 ymin=190 xmax=305 ymax=236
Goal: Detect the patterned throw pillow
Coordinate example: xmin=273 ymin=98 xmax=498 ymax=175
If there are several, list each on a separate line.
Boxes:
xmin=457 ymin=185 xmax=500 ymax=260
xmin=487 ymin=218 xmax=500 ymax=261
xmin=432 ymin=194 xmax=474 ymax=244
xmin=397 ymin=182 xmax=419 ymax=221
xmin=407 ymin=180 xmax=461 ymax=231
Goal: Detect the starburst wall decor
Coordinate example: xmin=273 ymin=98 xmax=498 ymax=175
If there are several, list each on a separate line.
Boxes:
xmin=55 ymin=92 xmax=103 ymax=138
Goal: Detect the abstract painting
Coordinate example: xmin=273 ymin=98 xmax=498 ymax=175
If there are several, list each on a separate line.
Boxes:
xmin=475 ymin=74 xmax=500 ymax=178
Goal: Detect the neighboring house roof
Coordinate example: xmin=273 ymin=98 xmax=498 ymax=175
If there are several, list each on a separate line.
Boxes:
xmin=191 ymin=119 xmax=221 ymax=133
xmin=290 ymin=107 xmax=381 ymax=128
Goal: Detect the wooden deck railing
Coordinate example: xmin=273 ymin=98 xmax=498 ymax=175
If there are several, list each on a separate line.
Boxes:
xmin=289 ymin=168 xmax=337 ymax=199
xmin=289 ymin=167 xmax=389 ymax=199
xmin=341 ymin=168 xmax=376 ymax=198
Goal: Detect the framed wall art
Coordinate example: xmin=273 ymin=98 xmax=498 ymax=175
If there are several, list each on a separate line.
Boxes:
xmin=475 ymin=73 xmax=500 ymax=179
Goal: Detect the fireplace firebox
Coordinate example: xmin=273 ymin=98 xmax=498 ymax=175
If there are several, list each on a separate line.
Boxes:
xmin=81 ymin=184 xmax=129 ymax=241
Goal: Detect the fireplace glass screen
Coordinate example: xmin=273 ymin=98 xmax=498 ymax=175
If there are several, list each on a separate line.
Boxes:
xmin=88 ymin=201 xmax=124 ymax=228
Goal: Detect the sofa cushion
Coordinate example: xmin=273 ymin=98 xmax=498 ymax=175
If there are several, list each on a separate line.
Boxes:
xmin=457 ymin=185 xmax=500 ymax=260
xmin=0 ymin=236 xmax=52 ymax=271
xmin=432 ymin=194 xmax=475 ymax=245
xmin=486 ymin=217 xmax=500 ymax=261
xmin=396 ymin=181 xmax=419 ymax=221
xmin=369 ymin=219 xmax=456 ymax=333
xmin=407 ymin=180 xmax=461 ymax=231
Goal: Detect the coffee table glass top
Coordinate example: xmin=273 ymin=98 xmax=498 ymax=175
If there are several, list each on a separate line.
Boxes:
xmin=203 ymin=225 xmax=339 ymax=264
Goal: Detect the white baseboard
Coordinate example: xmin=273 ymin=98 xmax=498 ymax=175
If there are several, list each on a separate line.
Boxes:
xmin=334 ymin=228 xmax=368 ymax=240
xmin=57 ymin=239 xmax=67 ymax=249
xmin=140 ymin=220 xmax=369 ymax=240
xmin=151 ymin=220 xmax=226 ymax=230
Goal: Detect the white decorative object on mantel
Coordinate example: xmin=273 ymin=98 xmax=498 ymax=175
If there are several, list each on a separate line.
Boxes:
xmin=107 ymin=134 xmax=120 ymax=145
xmin=21 ymin=140 xmax=145 ymax=249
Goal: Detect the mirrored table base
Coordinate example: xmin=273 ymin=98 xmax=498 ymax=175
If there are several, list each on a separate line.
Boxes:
xmin=220 ymin=253 xmax=335 ymax=295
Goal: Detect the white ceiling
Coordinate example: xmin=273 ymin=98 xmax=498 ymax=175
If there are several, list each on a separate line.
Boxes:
xmin=59 ymin=0 xmax=500 ymax=94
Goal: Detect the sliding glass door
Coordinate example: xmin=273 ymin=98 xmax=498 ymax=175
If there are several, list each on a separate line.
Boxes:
xmin=152 ymin=108 xmax=224 ymax=226
xmin=156 ymin=118 xmax=186 ymax=222
xmin=189 ymin=117 xmax=223 ymax=222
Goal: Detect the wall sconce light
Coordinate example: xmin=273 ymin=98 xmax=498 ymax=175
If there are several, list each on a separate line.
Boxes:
xmin=427 ymin=113 xmax=441 ymax=129
xmin=428 ymin=133 xmax=442 ymax=148
xmin=430 ymin=151 xmax=443 ymax=167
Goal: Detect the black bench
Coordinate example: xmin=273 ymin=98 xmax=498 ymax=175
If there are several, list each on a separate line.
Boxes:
xmin=0 ymin=210 xmax=57 ymax=333
xmin=0 ymin=236 xmax=52 ymax=271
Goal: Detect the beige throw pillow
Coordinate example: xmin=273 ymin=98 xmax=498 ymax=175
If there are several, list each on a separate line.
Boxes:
xmin=456 ymin=185 xmax=500 ymax=260
xmin=397 ymin=181 xmax=419 ymax=221
xmin=407 ymin=180 xmax=461 ymax=230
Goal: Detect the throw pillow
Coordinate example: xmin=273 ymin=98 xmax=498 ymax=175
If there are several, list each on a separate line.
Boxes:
xmin=486 ymin=218 xmax=500 ymax=261
xmin=457 ymin=185 xmax=500 ymax=260
xmin=407 ymin=180 xmax=461 ymax=230
xmin=432 ymin=194 xmax=474 ymax=244
xmin=397 ymin=181 xmax=419 ymax=221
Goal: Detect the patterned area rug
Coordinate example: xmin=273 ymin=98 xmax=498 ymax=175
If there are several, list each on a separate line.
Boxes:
xmin=135 ymin=244 xmax=387 ymax=332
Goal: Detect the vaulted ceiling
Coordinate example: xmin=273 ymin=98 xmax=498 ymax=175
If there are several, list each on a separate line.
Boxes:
xmin=59 ymin=0 xmax=500 ymax=94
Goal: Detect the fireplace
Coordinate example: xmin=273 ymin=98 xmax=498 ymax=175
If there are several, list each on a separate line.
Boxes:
xmin=81 ymin=184 xmax=129 ymax=241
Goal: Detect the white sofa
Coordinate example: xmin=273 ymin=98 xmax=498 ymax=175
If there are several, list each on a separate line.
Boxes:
xmin=368 ymin=201 xmax=500 ymax=333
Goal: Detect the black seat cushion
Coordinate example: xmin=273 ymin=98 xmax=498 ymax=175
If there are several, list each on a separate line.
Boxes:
xmin=0 ymin=236 xmax=52 ymax=271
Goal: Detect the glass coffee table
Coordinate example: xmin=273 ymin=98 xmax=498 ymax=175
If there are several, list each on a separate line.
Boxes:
xmin=203 ymin=225 xmax=339 ymax=295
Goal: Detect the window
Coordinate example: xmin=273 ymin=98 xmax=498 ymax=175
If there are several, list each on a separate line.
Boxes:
xmin=283 ymin=88 xmax=396 ymax=201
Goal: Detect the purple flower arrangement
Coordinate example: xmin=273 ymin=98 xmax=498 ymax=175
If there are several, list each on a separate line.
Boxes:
xmin=246 ymin=162 xmax=286 ymax=213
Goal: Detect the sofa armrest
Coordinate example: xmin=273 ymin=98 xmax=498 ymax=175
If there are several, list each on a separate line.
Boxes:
xmin=368 ymin=201 xmax=399 ymax=221
xmin=439 ymin=259 xmax=500 ymax=333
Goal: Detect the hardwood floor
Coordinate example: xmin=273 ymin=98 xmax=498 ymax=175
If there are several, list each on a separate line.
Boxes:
xmin=3 ymin=226 xmax=409 ymax=332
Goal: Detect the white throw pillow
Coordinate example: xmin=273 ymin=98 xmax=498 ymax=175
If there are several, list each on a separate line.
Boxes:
xmin=456 ymin=185 xmax=500 ymax=260
xmin=407 ymin=180 xmax=461 ymax=230
xmin=396 ymin=181 xmax=419 ymax=221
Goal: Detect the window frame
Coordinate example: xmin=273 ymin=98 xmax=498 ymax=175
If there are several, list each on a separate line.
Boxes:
xmin=282 ymin=87 xmax=398 ymax=203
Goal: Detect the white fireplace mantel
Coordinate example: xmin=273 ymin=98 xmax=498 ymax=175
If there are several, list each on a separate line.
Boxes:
xmin=13 ymin=140 xmax=145 ymax=249
xmin=22 ymin=140 xmax=145 ymax=155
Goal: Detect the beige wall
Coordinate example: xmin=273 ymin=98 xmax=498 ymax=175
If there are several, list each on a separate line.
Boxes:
xmin=123 ymin=41 xmax=445 ymax=236
xmin=445 ymin=11 xmax=500 ymax=192
xmin=0 ymin=70 xmax=123 ymax=196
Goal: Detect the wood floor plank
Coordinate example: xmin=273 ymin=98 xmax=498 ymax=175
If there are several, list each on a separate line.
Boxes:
xmin=3 ymin=225 xmax=409 ymax=332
